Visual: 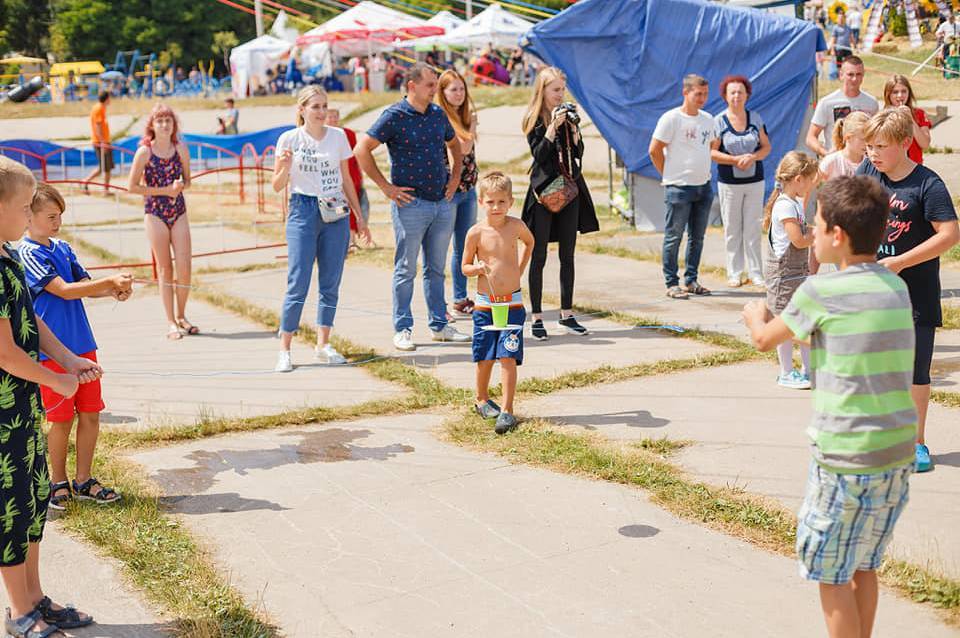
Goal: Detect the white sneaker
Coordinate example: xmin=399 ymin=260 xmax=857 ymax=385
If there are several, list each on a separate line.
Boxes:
xmin=432 ymin=324 xmax=471 ymax=343
xmin=393 ymin=329 xmax=416 ymax=351
xmin=316 ymin=344 xmax=347 ymax=364
xmin=275 ymin=350 xmax=293 ymax=373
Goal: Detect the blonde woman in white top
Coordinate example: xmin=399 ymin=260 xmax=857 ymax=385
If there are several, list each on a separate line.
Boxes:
xmin=272 ymin=86 xmax=367 ymax=372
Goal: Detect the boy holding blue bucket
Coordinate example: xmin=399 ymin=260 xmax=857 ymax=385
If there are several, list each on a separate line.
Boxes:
xmin=462 ymin=172 xmax=534 ymax=434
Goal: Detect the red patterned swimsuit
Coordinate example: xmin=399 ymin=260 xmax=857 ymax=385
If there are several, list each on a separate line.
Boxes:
xmin=144 ymin=149 xmax=186 ymax=226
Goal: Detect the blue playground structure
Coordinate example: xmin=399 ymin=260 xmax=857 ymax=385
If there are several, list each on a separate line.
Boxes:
xmin=105 ymin=49 xmax=158 ymax=98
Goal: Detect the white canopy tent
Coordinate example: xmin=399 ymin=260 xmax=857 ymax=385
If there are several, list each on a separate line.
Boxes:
xmin=426 ymin=10 xmax=466 ymax=32
xmin=401 ymin=3 xmax=535 ymax=50
xmin=297 ymin=1 xmax=443 ymax=58
xmin=229 ymin=34 xmax=291 ymax=98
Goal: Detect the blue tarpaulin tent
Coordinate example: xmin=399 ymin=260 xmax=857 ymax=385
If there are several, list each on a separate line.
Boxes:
xmin=522 ymin=0 xmax=825 ymax=226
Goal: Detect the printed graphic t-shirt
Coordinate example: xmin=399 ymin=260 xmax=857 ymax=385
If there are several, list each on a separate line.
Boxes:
xmin=275 ymin=126 xmax=353 ymax=199
xmin=857 ymin=159 xmax=958 ymax=326
xmin=651 ymin=107 xmax=715 ymax=187
xmin=811 ymin=89 xmax=879 ymax=151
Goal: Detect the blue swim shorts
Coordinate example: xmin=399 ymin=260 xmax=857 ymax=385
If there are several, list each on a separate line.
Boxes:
xmin=796 ymin=460 xmax=912 ymax=585
xmin=472 ymin=290 xmax=525 ymax=365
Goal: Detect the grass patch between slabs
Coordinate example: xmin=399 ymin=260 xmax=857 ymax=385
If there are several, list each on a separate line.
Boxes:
xmin=58 ymin=241 xmax=960 ymax=629
xmin=442 ymin=412 xmax=960 ymax=625
xmin=60 ymin=456 xmax=279 ymax=638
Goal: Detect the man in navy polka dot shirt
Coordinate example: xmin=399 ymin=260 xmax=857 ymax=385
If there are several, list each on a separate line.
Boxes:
xmin=356 ymin=63 xmax=471 ymax=351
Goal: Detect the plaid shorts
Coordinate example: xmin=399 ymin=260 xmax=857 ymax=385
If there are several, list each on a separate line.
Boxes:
xmin=796 ymin=461 xmax=912 ymax=585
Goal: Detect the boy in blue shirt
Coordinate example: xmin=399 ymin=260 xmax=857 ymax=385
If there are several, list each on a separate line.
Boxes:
xmin=21 ymin=183 xmax=132 ymax=510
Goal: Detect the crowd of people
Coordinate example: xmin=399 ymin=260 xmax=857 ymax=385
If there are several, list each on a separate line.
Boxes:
xmin=249 ymin=45 xmax=539 ymax=98
xmin=638 ymin=47 xmax=956 ymax=634
xmin=0 ymin=35 xmax=955 ymax=634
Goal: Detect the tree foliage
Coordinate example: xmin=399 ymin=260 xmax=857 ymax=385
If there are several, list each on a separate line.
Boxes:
xmin=5 ymin=0 xmax=568 ymax=72
xmin=0 ymin=0 xmax=54 ymax=57
xmin=47 ymin=0 xmax=255 ymax=71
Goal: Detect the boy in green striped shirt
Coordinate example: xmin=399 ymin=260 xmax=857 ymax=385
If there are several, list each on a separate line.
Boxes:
xmin=743 ymin=175 xmax=916 ymax=638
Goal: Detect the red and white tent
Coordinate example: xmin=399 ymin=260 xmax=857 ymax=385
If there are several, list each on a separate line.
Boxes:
xmin=297 ymin=1 xmax=444 ymax=57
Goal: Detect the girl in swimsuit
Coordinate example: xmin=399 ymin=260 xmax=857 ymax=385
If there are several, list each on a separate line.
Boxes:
xmin=128 ymin=103 xmax=197 ymax=340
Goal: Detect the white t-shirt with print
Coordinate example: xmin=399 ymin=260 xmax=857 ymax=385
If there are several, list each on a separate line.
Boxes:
xmin=770 ymin=194 xmax=807 ymax=258
xmin=652 ymin=107 xmax=715 ymax=187
xmin=810 ymin=89 xmax=878 ymax=152
xmin=275 ymin=126 xmax=353 ymax=198
xmin=847 ymin=9 xmax=861 ymax=30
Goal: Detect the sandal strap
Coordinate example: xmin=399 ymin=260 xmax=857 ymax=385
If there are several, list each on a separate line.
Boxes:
xmin=7 ymin=608 xmax=57 ymax=637
xmin=49 ymin=481 xmax=70 ymax=493
xmin=95 ymin=487 xmax=118 ymax=500
xmin=71 ymin=478 xmax=100 ymax=495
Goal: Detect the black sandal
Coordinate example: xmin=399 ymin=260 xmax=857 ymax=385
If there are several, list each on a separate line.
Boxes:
xmin=4 ymin=608 xmax=61 ymax=638
xmin=35 ymin=597 xmax=93 ymax=630
xmin=47 ymin=482 xmax=71 ymax=512
xmin=176 ymin=318 xmax=200 ymax=335
xmin=71 ymin=478 xmax=121 ymax=505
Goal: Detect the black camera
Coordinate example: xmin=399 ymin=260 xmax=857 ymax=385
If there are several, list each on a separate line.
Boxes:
xmin=553 ymin=101 xmax=580 ymax=126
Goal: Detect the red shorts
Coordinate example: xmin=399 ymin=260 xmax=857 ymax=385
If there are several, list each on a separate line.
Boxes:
xmin=40 ymin=351 xmax=104 ymax=422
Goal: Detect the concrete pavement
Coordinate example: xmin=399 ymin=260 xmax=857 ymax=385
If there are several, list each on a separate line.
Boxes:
xmin=201 ymin=264 xmax=722 ymax=390
xmin=129 ymin=413 xmax=957 ymax=638
xmin=87 ymin=292 xmax=402 ymax=430
xmin=520 ymin=361 xmax=960 ymax=579
xmin=0 ymin=522 xmax=170 ymax=637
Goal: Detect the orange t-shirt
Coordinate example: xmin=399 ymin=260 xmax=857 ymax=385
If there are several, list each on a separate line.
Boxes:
xmin=90 ymin=103 xmax=109 ymax=145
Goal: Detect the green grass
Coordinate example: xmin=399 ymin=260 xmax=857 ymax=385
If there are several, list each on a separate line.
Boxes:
xmin=576 ymin=238 xmax=729 ymax=280
xmin=61 ymin=455 xmax=279 ymax=638
xmin=442 ymin=412 xmax=960 ymax=624
xmin=942 ymin=304 xmax=960 ymax=331
xmin=59 ymin=236 xmax=960 ymax=629
xmin=516 ymin=351 xmax=753 ymax=396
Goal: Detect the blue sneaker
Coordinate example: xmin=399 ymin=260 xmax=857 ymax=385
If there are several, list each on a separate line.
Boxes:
xmin=915 ymin=443 xmax=933 ymax=473
xmin=777 ymin=370 xmax=811 ymax=390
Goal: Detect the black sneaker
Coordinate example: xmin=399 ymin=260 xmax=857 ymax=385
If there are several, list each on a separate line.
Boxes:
xmin=495 ymin=412 xmax=518 ymax=434
xmin=531 ymin=319 xmax=548 ymax=341
xmin=558 ymin=316 xmax=589 ymax=335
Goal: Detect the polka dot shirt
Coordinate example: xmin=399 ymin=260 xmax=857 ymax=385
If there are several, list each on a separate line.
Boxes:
xmin=367 ymin=99 xmax=455 ymax=202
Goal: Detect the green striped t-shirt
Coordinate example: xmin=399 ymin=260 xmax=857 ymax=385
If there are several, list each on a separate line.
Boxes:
xmin=781 ymin=263 xmax=917 ymax=474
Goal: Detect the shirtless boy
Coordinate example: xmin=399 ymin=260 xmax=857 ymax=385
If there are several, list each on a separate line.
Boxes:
xmin=461 ymin=172 xmax=535 ymax=434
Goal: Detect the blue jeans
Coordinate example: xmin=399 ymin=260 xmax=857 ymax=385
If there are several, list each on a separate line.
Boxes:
xmin=280 ymin=194 xmax=350 ymax=332
xmin=662 ymin=183 xmax=714 ymax=288
xmin=392 ymin=197 xmax=455 ymax=333
xmin=449 ymin=188 xmax=478 ymax=302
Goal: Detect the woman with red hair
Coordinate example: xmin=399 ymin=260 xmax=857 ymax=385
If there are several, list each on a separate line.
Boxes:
xmin=710 ymin=75 xmax=771 ymax=288
xmin=128 ymin=103 xmax=197 ymax=340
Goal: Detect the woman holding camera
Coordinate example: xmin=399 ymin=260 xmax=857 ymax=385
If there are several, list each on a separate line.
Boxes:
xmin=521 ymin=66 xmax=598 ymax=340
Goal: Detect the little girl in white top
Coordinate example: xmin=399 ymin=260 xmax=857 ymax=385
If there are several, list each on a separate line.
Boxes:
xmin=818 ymin=111 xmax=870 ymax=181
xmin=762 ymin=151 xmax=820 ymax=389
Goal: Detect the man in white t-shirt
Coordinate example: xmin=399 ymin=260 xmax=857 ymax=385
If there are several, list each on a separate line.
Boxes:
xmin=847 ymin=5 xmax=862 ymax=49
xmin=805 ymin=56 xmax=878 ymax=156
xmin=649 ymin=74 xmax=716 ymax=299
xmin=937 ymin=15 xmax=960 ymax=42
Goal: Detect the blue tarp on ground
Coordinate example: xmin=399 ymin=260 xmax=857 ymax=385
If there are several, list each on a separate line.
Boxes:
xmin=522 ymin=0 xmax=826 ymax=189
xmin=0 ymin=126 xmax=294 ymax=169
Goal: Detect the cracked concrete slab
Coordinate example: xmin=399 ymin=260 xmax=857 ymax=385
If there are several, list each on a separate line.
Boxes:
xmin=128 ymin=413 xmax=957 ymax=637
xmin=520 ymin=361 xmax=960 ymax=580
xmin=85 ymin=292 xmax=401 ymax=430
xmin=202 ymin=264 xmax=722 ymax=389
xmin=0 ymin=522 xmax=171 ymax=637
